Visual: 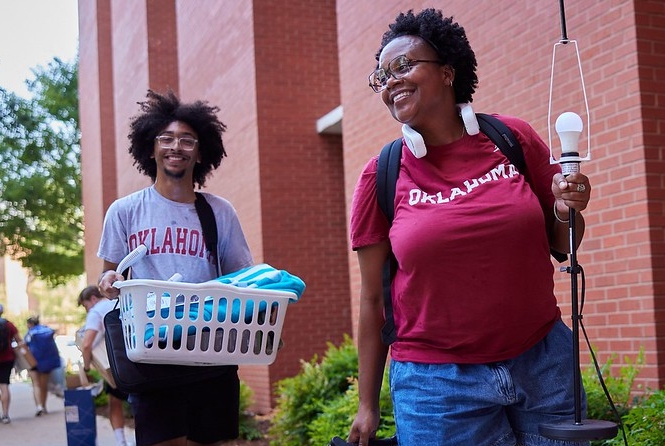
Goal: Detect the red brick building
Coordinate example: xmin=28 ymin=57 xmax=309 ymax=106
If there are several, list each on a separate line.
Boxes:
xmin=77 ymin=0 xmax=665 ymax=412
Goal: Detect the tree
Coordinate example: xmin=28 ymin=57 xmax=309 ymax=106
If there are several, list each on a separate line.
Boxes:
xmin=0 ymin=57 xmax=82 ymax=285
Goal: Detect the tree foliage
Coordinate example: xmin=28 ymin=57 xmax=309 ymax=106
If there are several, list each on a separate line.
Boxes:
xmin=0 ymin=57 xmax=82 ymax=285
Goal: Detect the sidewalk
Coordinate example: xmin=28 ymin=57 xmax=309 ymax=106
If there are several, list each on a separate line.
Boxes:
xmin=1 ymin=380 xmax=135 ymax=446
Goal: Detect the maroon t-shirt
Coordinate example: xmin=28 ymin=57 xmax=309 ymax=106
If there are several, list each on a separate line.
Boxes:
xmin=0 ymin=319 xmax=18 ymax=362
xmin=350 ymin=115 xmax=562 ymax=364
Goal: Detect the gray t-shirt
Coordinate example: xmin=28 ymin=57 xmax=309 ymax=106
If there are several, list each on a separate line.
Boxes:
xmin=98 ymin=185 xmax=253 ymax=282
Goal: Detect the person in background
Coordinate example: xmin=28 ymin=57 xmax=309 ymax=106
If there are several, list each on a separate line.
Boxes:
xmin=25 ymin=316 xmax=61 ymax=417
xmin=97 ymin=89 xmax=253 ymax=446
xmin=0 ymin=303 xmax=22 ymax=424
xmin=348 ymin=8 xmax=591 ymax=446
xmin=78 ymin=285 xmax=131 ymax=446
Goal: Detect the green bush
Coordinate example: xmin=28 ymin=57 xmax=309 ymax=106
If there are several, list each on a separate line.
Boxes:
xmin=606 ymin=388 xmax=665 ymax=446
xmin=239 ymin=380 xmax=263 ymax=440
xmin=583 ymin=348 xmax=645 ymax=422
xmin=307 ymin=372 xmax=394 ymax=444
xmin=583 ymin=347 xmax=665 ymax=445
xmin=93 ymin=388 xmax=109 ymax=408
xmin=269 ymin=335 xmax=360 ymax=446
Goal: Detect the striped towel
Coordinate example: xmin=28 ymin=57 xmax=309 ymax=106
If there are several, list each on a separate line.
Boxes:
xmin=214 ymin=263 xmax=305 ymax=302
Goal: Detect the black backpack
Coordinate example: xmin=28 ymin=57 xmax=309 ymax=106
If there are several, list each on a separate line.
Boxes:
xmin=0 ymin=318 xmax=9 ymax=352
xmin=375 ymin=113 xmax=565 ymax=345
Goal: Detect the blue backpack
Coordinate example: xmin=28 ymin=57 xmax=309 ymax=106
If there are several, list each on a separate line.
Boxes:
xmin=26 ymin=325 xmax=61 ymax=373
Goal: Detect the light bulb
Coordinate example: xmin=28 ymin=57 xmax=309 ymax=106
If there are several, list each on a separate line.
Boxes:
xmin=555 ymin=112 xmax=583 ymax=175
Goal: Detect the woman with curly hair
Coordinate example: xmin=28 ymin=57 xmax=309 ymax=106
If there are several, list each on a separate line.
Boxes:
xmin=348 ymin=8 xmax=591 ymax=446
xmin=97 ymin=89 xmax=253 ymax=446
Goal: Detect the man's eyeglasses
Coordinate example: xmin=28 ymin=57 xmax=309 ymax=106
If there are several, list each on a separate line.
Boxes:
xmin=154 ymin=135 xmax=198 ymax=151
xmin=368 ymin=55 xmax=443 ymax=93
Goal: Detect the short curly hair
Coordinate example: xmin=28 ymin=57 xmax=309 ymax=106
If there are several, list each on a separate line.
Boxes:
xmin=127 ymin=89 xmax=227 ymax=188
xmin=376 ymin=8 xmax=478 ymax=104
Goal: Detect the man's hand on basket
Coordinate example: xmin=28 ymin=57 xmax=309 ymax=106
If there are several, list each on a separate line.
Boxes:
xmin=98 ymin=270 xmax=124 ymax=299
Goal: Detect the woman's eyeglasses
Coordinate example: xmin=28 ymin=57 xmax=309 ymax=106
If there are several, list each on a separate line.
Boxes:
xmin=154 ymin=135 xmax=198 ymax=151
xmin=368 ymin=55 xmax=443 ymax=93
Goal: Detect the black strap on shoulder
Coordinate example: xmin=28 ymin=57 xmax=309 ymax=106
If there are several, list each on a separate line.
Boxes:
xmin=475 ymin=115 xmax=566 ymax=262
xmin=476 ymin=113 xmax=525 ymax=172
xmin=376 ymin=138 xmax=402 ymax=345
xmin=194 ymin=192 xmax=219 ymax=275
xmin=377 ymin=139 xmax=403 ymax=223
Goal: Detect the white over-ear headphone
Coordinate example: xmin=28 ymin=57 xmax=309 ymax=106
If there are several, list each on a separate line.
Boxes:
xmin=401 ymin=103 xmax=479 ymax=159
xmin=402 ymin=124 xmax=427 ymax=158
xmin=457 ymin=103 xmax=480 ymax=135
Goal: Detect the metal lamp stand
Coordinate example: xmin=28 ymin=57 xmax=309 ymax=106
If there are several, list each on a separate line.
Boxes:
xmin=539 ymin=207 xmax=618 ymax=441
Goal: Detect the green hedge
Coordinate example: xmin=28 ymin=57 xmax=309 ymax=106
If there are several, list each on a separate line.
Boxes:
xmin=268 ymin=334 xmax=394 ymax=446
xmin=583 ymin=348 xmax=665 ymax=445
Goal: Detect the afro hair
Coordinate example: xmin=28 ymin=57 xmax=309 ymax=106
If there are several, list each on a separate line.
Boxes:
xmin=376 ymin=8 xmax=478 ymax=104
xmin=127 ymin=89 xmax=227 ymax=188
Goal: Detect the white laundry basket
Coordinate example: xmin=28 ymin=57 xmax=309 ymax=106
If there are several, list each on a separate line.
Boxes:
xmin=113 ymin=279 xmax=294 ymax=366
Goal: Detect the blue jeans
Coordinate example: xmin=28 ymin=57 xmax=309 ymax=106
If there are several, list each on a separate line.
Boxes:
xmin=389 ymin=319 xmax=588 ymax=446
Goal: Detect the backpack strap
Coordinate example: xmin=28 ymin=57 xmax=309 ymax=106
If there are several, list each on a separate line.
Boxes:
xmin=194 ymin=192 xmax=220 ymax=276
xmin=376 ymin=139 xmax=402 ymax=345
xmin=475 ymin=113 xmax=566 ymax=260
xmin=476 ymin=113 xmax=525 ymax=171
xmin=377 ymin=139 xmax=403 ymax=223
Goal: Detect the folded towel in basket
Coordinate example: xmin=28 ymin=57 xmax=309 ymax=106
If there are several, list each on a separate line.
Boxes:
xmin=144 ymin=264 xmax=305 ymax=347
xmin=213 ymin=263 xmax=305 ymax=301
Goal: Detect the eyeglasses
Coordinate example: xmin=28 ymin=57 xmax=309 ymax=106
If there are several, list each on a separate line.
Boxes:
xmin=368 ymin=55 xmax=443 ymax=93
xmin=154 ymin=135 xmax=198 ymax=151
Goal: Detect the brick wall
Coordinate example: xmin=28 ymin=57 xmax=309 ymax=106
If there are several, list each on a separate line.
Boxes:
xmin=635 ymin=0 xmax=665 ymax=384
xmin=79 ymin=0 xmax=118 ymax=278
xmin=146 ymin=0 xmax=178 ymax=93
xmin=251 ymin=0 xmax=350 ymax=380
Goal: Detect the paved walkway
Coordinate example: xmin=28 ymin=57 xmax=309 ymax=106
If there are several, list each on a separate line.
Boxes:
xmin=1 ymin=380 xmax=135 ymax=446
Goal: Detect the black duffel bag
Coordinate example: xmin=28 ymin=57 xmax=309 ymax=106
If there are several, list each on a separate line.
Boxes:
xmin=103 ymin=307 xmax=234 ymax=394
